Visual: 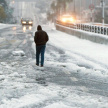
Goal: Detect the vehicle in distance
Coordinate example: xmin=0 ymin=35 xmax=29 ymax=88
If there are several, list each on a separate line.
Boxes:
xmin=61 ymin=15 xmax=75 ymax=23
xmin=21 ymin=18 xmax=33 ymax=26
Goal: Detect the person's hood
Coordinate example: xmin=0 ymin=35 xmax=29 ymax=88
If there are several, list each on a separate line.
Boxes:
xmin=37 ymin=25 xmax=42 ymax=31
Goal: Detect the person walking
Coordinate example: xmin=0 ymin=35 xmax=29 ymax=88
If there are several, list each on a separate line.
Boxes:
xmin=34 ymin=25 xmax=49 ymax=67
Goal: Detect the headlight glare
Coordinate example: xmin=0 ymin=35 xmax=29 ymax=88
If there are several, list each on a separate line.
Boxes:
xmin=70 ymin=18 xmax=73 ymax=22
xmin=29 ymin=21 xmax=33 ymax=24
xmin=62 ymin=18 xmax=66 ymax=22
xmin=22 ymin=21 xmax=26 ymax=24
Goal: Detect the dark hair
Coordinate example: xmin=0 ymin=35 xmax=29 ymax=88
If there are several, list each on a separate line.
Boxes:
xmin=37 ymin=25 xmax=42 ymax=31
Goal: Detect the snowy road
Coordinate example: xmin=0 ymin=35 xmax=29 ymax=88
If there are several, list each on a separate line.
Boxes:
xmin=0 ymin=24 xmax=108 ymax=108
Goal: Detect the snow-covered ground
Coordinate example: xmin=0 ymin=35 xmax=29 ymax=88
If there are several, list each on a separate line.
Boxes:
xmin=0 ymin=60 xmax=108 ymax=108
xmin=0 ymin=24 xmax=108 ymax=108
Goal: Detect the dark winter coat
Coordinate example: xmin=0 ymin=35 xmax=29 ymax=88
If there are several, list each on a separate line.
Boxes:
xmin=34 ymin=30 xmax=49 ymax=46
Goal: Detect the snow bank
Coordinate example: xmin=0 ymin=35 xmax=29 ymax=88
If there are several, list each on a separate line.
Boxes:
xmin=44 ymin=102 xmax=72 ymax=108
xmin=0 ymin=75 xmax=5 ymax=81
xmin=12 ymin=50 xmax=25 ymax=56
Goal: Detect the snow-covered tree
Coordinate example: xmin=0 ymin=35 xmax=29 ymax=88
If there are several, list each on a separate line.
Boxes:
xmin=0 ymin=0 xmax=14 ymax=23
xmin=0 ymin=6 xmax=6 ymax=22
xmin=94 ymin=9 xmax=108 ymax=24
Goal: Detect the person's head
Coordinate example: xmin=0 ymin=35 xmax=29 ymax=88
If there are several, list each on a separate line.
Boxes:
xmin=37 ymin=25 xmax=42 ymax=31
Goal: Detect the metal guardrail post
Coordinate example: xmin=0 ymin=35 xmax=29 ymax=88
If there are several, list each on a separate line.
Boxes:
xmin=83 ymin=25 xmax=84 ymax=30
xmin=78 ymin=24 xmax=79 ymax=29
xmin=84 ymin=25 xmax=86 ymax=31
xmin=76 ymin=24 xmax=78 ymax=29
xmin=79 ymin=24 xmax=80 ymax=29
xmin=87 ymin=25 xmax=89 ymax=31
xmin=81 ymin=24 xmax=82 ymax=30
xmin=85 ymin=25 xmax=87 ymax=31
xmin=107 ymin=28 xmax=108 ymax=35
xmin=104 ymin=28 xmax=107 ymax=35
xmin=98 ymin=27 xmax=100 ymax=34
xmin=91 ymin=26 xmax=94 ymax=32
xmin=80 ymin=24 xmax=82 ymax=30
xmin=95 ymin=26 xmax=98 ymax=33
xmin=101 ymin=27 xmax=104 ymax=34
xmin=90 ymin=26 xmax=92 ymax=32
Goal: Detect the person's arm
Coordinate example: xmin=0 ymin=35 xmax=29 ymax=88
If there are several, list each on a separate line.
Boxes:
xmin=34 ymin=32 xmax=38 ymax=44
xmin=45 ymin=32 xmax=49 ymax=42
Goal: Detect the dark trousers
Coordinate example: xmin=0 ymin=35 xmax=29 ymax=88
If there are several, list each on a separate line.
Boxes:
xmin=36 ymin=45 xmax=46 ymax=66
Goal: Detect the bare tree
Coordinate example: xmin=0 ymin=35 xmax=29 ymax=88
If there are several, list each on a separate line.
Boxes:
xmin=47 ymin=0 xmax=73 ymax=22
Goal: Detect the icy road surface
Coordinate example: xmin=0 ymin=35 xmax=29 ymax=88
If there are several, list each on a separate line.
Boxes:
xmin=0 ymin=24 xmax=108 ymax=108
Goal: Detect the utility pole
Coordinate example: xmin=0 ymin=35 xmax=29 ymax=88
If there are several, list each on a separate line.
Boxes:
xmin=89 ymin=0 xmax=94 ymax=23
xmin=101 ymin=0 xmax=105 ymax=26
xmin=74 ymin=0 xmax=76 ymax=18
xmin=80 ymin=0 xmax=82 ymax=22
xmin=91 ymin=0 xmax=93 ymax=23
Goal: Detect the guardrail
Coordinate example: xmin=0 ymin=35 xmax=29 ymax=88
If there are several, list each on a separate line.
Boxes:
xmin=76 ymin=24 xmax=108 ymax=35
xmin=56 ymin=20 xmax=108 ymax=36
